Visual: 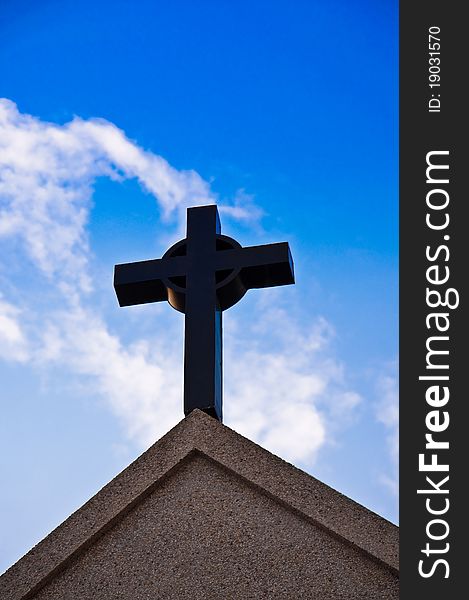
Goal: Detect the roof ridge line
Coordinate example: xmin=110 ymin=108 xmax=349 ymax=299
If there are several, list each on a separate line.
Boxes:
xmin=194 ymin=449 xmax=398 ymax=576
xmin=1 ymin=448 xmax=198 ymax=600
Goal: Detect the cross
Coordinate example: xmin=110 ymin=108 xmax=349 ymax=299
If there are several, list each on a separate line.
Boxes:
xmin=114 ymin=205 xmax=294 ymax=422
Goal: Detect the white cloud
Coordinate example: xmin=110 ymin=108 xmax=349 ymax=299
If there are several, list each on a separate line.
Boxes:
xmin=225 ymin=305 xmax=361 ymax=463
xmin=0 ymin=98 xmax=216 ymax=292
xmin=38 ymin=307 xmax=182 ymax=446
xmin=218 ymin=189 xmax=265 ymax=226
xmin=375 ymin=368 xmax=399 ymax=495
xmin=0 ymin=99 xmax=361 ymax=464
xmin=0 ymin=298 xmax=29 ymax=362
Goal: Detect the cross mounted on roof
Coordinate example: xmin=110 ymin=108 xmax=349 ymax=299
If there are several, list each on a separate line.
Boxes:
xmin=114 ymin=205 xmax=294 ymax=422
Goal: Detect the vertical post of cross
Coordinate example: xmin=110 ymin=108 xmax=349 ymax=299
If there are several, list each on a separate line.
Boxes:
xmin=183 ymin=205 xmax=223 ymax=421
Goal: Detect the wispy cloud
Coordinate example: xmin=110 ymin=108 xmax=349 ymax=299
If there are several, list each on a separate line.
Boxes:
xmin=375 ymin=365 xmax=399 ymax=496
xmin=218 ymin=189 xmax=265 ymax=226
xmin=225 ymin=305 xmax=361 ymax=463
xmin=0 ymin=297 xmax=29 ymax=362
xmin=0 ymin=98 xmax=214 ymax=291
xmin=0 ymin=99 xmax=361 ymax=464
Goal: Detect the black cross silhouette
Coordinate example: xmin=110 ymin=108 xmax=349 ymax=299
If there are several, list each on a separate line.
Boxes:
xmin=114 ymin=205 xmax=294 ymax=422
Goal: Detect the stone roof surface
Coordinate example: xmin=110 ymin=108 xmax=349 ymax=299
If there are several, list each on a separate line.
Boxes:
xmin=0 ymin=409 xmax=399 ymax=599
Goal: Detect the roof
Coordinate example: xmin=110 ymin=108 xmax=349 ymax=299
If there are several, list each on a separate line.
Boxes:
xmin=0 ymin=409 xmax=398 ymax=599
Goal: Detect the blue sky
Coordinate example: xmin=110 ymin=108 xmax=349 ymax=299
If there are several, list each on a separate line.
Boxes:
xmin=0 ymin=0 xmax=398 ymax=572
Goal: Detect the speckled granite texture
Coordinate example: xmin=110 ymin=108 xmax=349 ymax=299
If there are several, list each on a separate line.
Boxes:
xmin=0 ymin=409 xmax=399 ymax=599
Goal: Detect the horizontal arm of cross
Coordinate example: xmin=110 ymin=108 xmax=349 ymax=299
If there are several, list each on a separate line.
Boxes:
xmin=216 ymin=242 xmax=294 ymax=289
xmin=114 ymin=255 xmax=188 ymax=306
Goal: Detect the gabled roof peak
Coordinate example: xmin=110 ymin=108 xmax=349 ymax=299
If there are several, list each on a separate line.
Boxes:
xmin=0 ymin=409 xmax=398 ymax=600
